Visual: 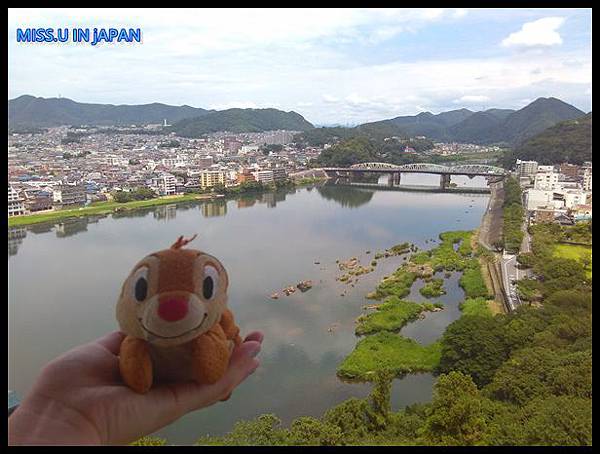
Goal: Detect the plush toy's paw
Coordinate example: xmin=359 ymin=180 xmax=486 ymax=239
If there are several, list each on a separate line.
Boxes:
xmin=191 ymin=329 xmax=231 ymax=385
xmin=220 ymin=309 xmax=242 ymax=347
xmin=119 ymin=336 xmax=153 ymax=393
xmin=220 ymin=391 xmax=233 ymax=402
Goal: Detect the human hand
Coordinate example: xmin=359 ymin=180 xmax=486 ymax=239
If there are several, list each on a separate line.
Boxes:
xmin=8 ymin=330 xmax=263 ymax=445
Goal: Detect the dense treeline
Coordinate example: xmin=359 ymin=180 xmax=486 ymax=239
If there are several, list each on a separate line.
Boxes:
xmin=502 ymin=177 xmax=524 ymax=253
xmin=312 ymin=136 xmax=434 ymax=167
xmin=296 ymin=124 xmax=434 ymax=150
xmin=111 ymin=187 xmax=157 ymax=203
xmin=502 ymin=113 xmax=592 ymax=167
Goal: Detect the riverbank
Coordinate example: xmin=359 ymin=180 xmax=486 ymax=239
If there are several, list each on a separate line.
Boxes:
xmin=8 ymin=193 xmax=218 ymax=227
xmin=9 ymin=178 xmax=330 ymax=228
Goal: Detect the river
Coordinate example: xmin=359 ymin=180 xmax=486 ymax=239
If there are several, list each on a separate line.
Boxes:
xmin=8 ymin=175 xmax=489 ymax=444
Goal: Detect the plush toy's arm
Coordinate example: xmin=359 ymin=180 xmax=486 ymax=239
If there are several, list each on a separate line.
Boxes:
xmin=219 ymin=308 xmax=242 ymax=346
xmin=191 ymin=323 xmax=231 ymax=385
xmin=119 ymin=336 xmax=153 ymax=394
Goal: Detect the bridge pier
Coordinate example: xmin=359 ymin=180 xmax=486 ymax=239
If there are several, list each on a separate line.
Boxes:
xmin=387 ymin=172 xmax=394 ymax=187
xmin=393 ymin=172 xmax=401 ymax=185
xmin=440 ymin=174 xmax=451 ymax=190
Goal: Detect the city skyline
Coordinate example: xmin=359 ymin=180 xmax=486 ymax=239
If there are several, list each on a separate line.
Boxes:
xmin=8 ymin=8 xmax=592 ymax=125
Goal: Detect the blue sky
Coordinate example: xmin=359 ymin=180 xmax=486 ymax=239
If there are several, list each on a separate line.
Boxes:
xmin=8 ymin=8 xmax=592 ymax=125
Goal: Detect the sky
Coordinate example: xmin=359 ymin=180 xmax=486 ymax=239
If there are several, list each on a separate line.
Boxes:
xmin=7 ymin=8 xmax=592 ymax=126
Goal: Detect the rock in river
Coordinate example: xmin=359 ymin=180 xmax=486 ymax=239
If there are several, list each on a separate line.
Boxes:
xmin=297 ymin=280 xmax=313 ymax=292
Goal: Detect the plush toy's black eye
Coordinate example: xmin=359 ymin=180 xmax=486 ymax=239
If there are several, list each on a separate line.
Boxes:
xmin=202 ymin=264 xmax=219 ymax=300
xmin=135 ymin=277 xmax=148 ymax=302
xmin=203 ymin=276 xmax=214 ymax=300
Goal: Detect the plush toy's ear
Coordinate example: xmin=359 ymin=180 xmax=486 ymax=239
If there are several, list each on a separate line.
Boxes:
xmin=171 ymin=234 xmax=198 ymax=250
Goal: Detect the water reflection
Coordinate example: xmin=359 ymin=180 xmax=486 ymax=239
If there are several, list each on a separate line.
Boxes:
xmin=317 ymin=184 xmax=375 ymax=208
xmin=8 ymin=227 xmax=26 ymax=256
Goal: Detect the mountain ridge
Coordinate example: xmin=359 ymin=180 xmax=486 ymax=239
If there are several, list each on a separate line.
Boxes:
xmin=9 ymin=95 xmax=212 ymax=128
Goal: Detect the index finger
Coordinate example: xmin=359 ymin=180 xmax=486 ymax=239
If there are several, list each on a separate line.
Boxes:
xmin=95 ymin=331 xmax=126 ymax=355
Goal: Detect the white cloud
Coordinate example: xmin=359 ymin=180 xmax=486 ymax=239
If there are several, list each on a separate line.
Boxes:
xmin=7 ymin=9 xmax=590 ymax=124
xmin=501 ymin=17 xmax=565 ymax=47
xmin=453 ymin=95 xmax=490 ymax=104
xmin=322 ymin=95 xmax=340 ymax=103
xmin=451 ymin=9 xmax=468 ymax=19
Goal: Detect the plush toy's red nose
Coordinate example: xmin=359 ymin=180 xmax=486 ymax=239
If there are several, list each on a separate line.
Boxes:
xmin=158 ymin=298 xmax=189 ymax=322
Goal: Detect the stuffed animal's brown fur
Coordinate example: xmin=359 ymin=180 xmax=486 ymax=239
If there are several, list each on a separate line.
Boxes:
xmin=116 ymin=235 xmax=241 ymax=393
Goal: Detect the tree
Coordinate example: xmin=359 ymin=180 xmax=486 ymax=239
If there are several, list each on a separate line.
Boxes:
xmin=436 ymin=315 xmax=508 ymax=387
xmin=421 ymin=371 xmax=487 ymax=445
xmin=367 ymin=370 xmax=394 ymax=430
xmin=286 ymin=417 xmax=342 ymax=446
xmin=196 ymin=414 xmax=288 ymax=446
xmin=323 ymin=398 xmax=370 ymax=442
xmin=511 ymin=396 xmax=591 ymax=445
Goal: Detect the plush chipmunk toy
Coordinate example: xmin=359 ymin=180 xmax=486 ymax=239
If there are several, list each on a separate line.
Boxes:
xmin=116 ymin=234 xmax=242 ymax=394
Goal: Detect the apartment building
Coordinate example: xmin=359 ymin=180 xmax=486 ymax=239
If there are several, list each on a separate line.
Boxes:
xmin=52 ymin=184 xmax=86 ymax=206
xmin=253 ymin=170 xmax=274 ymax=184
xmin=8 ymin=186 xmax=25 ymax=217
xmin=151 ymin=174 xmax=177 ymax=195
xmin=199 ymin=170 xmax=226 ymax=189
xmin=534 ymin=170 xmax=559 ymax=190
xmin=516 ymin=159 xmax=538 ymax=177
xmin=271 ymin=167 xmax=287 ymax=181
xmin=583 ymin=165 xmax=592 ymax=192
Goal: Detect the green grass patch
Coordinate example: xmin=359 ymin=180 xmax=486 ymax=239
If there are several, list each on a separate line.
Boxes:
xmin=337 ymin=332 xmax=442 ymax=380
xmin=8 ymin=194 xmax=207 ymax=227
xmin=459 ymin=259 xmax=491 ymax=299
xmin=419 ymin=278 xmax=446 ymax=298
xmin=553 ymin=244 xmax=592 ymax=278
xmin=367 ymin=266 xmax=417 ymax=300
xmin=429 ymin=231 xmax=474 ymax=271
xmin=459 ymin=297 xmax=492 ymax=317
xmin=355 ymin=297 xmax=425 ymax=336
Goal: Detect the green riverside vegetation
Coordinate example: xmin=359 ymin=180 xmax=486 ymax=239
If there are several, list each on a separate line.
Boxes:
xmin=502 ymin=177 xmax=524 ymax=253
xmin=355 ymin=297 xmax=441 ymax=336
xmin=419 ymin=278 xmax=446 ymax=298
xmin=134 ymin=223 xmax=591 ymax=446
xmin=8 ymin=193 xmax=207 ymax=227
xmin=337 ymin=333 xmax=442 ymax=380
xmin=8 ymin=178 xmax=317 ymax=228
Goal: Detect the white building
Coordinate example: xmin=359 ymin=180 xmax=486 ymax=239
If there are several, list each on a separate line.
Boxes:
xmin=253 ymin=170 xmax=274 ymax=184
xmin=516 ymin=159 xmax=538 ymax=177
xmin=537 ymin=165 xmax=555 ymax=173
xmin=240 ymin=145 xmax=259 ymax=154
xmin=106 ymin=156 xmax=129 ymax=167
xmin=563 ymin=190 xmax=589 ymax=209
xmin=8 ymin=186 xmax=25 ymax=217
xmin=534 ymin=171 xmax=559 ymax=190
xmin=525 ymin=188 xmax=590 ymax=211
xmin=161 ymin=156 xmax=188 ymax=168
xmin=151 ymin=174 xmax=177 ymax=195
xmin=583 ymin=166 xmax=592 ymax=192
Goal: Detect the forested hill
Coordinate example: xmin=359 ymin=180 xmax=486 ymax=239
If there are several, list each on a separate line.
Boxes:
xmin=9 ymin=95 xmax=211 ymax=128
xmin=504 ymin=113 xmax=592 ymax=166
xmin=297 ymin=97 xmax=585 ymax=147
xmin=168 ymin=108 xmax=314 ymax=137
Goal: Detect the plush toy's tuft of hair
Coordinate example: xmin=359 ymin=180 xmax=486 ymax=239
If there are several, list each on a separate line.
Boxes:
xmin=170 ymin=234 xmax=198 ymax=250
